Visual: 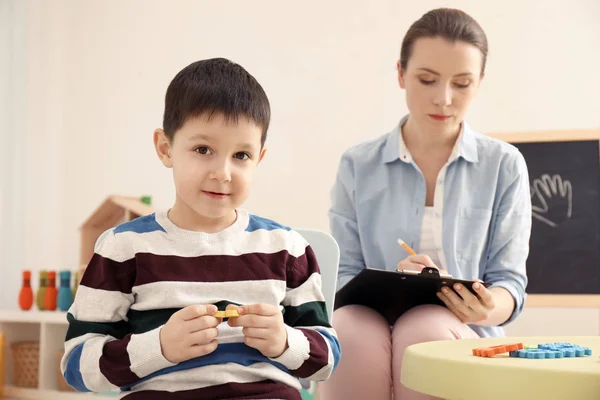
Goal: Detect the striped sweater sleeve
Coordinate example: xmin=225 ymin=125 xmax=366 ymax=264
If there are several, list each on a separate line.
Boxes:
xmin=60 ymin=229 xmax=176 ymax=392
xmin=271 ymin=239 xmax=341 ymax=380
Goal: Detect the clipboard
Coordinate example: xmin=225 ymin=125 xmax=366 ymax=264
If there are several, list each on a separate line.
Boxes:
xmin=333 ymin=267 xmax=492 ymax=325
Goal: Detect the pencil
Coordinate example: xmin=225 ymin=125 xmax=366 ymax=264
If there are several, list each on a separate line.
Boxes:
xmin=397 ymin=239 xmax=416 ymax=256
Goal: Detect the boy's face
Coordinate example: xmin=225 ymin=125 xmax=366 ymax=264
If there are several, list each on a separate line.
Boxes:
xmin=154 ymin=113 xmax=265 ymax=230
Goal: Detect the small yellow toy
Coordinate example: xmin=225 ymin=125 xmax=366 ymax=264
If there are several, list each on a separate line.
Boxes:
xmin=213 ymin=310 xmax=240 ymax=318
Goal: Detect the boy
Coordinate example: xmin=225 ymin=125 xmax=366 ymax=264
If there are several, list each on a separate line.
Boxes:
xmin=61 ymin=58 xmax=341 ymax=400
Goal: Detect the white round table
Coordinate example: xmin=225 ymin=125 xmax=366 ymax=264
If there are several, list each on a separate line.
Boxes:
xmin=401 ymin=336 xmax=600 ymax=400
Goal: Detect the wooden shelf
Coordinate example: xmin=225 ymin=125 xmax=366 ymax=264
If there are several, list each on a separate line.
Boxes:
xmin=3 ymin=386 xmax=97 ymax=399
xmin=0 ymin=310 xmax=68 ymax=324
xmin=0 ymin=310 xmax=115 ymax=399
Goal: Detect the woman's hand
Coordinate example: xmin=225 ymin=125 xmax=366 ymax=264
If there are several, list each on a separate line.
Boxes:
xmin=397 ymin=254 xmax=448 ymax=275
xmin=436 ymin=281 xmax=496 ymax=324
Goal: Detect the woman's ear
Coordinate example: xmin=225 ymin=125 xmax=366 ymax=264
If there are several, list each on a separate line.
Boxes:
xmin=154 ymin=128 xmax=173 ymax=168
xmin=397 ymin=60 xmax=406 ymax=89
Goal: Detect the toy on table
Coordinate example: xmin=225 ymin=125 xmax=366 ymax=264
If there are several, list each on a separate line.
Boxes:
xmin=472 ymin=343 xmax=523 ymax=357
xmin=18 ymin=270 xmax=34 ymax=310
xmin=509 ymin=342 xmax=593 ymax=359
xmin=473 ymin=342 xmax=592 ymax=359
xmin=58 ymin=270 xmax=74 ymax=311
xmin=213 ymin=310 xmax=240 ymax=318
xmin=44 ymin=271 xmax=58 ymax=311
xmin=36 ymin=270 xmax=48 ymax=310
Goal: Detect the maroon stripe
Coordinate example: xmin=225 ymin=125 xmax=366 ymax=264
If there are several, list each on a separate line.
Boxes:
xmin=287 ymin=246 xmax=320 ymax=289
xmin=291 ymin=329 xmax=329 ymax=378
xmin=121 ymin=380 xmax=301 ymax=399
xmin=81 ymin=253 xmax=136 ymax=293
xmin=133 ymin=251 xmax=289 ymax=285
xmin=99 ymin=334 xmax=140 ymax=386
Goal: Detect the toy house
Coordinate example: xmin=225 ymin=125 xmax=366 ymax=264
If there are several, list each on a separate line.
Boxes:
xmin=79 ymin=195 xmax=155 ymax=268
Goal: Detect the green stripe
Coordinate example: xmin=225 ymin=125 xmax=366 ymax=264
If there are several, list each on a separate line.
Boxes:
xmin=128 ymin=300 xmax=243 ymax=334
xmin=283 ymin=301 xmax=331 ymax=328
xmin=65 ymin=312 xmax=129 ymax=342
xmin=67 ymin=300 xmax=326 ymax=341
xmin=128 ymin=308 xmax=177 ymax=334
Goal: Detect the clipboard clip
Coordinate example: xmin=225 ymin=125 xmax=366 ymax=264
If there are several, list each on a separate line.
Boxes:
xmin=421 ymin=267 xmax=442 ymax=278
xmin=398 ymin=267 xmax=453 ymax=279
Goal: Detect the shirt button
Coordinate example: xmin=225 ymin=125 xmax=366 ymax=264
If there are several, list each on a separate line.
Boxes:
xmin=436 ymin=212 xmax=441 ymax=218
xmin=437 ymin=179 xmax=443 ymax=185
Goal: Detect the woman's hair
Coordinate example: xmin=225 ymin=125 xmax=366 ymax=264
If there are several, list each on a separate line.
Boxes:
xmin=400 ymin=8 xmax=488 ymax=75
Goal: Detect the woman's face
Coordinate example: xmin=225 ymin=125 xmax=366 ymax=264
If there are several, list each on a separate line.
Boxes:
xmin=398 ymin=36 xmax=484 ymax=135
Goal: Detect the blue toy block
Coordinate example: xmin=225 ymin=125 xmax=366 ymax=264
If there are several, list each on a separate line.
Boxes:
xmin=566 ymin=349 xmax=576 ymax=357
xmin=510 ymin=342 xmax=592 ymax=359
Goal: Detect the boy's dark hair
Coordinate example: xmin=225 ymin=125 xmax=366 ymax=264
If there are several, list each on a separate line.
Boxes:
xmin=163 ymin=58 xmax=271 ymax=147
xmin=400 ymin=8 xmax=488 ymax=75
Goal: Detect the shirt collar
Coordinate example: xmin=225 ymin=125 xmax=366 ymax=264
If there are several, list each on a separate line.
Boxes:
xmin=382 ymin=115 xmax=479 ymax=164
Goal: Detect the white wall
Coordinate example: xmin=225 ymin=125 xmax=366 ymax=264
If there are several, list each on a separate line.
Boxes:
xmin=2 ymin=0 xmax=600 ymax=333
xmin=0 ymin=0 xmax=10 ymax=282
xmin=0 ymin=0 xmax=29 ymax=306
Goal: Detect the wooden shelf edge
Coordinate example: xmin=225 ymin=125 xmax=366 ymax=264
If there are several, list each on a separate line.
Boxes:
xmin=525 ymin=295 xmax=600 ymax=308
xmin=0 ymin=310 xmax=68 ymax=324
xmin=3 ymin=386 xmax=96 ymax=399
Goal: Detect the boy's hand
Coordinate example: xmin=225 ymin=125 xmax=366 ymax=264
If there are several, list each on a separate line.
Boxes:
xmin=159 ymin=304 xmax=221 ymax=363
xmin=227 ymin=304 xmax=288 ymax=358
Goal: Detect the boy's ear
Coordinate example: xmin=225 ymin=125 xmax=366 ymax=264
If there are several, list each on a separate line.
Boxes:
xmin=258 ymin=147 xmax=267 ymax=164
xmin=154 ymin=129 xmax=173 ymax=168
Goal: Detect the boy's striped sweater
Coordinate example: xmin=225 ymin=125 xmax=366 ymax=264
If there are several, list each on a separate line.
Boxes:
xmin=61 ymin=209 xmax=341 ymax=400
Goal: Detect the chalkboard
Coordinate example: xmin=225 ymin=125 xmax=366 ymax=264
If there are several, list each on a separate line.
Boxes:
xmin=489 ymin=131 xmax=600 ymax=298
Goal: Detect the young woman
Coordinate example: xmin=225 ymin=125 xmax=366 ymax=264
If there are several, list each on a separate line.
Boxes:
xmin=321 ymin=8 xmax=531 ymax=400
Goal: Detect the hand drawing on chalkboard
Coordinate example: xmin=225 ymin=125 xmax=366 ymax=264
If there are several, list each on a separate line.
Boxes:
xmin=530 ymin=174 xmax=573 ymax=228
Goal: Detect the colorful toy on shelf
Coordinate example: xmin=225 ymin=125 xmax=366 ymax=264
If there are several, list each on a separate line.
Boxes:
xmin=79 ymin=196 xmax=155 ymax=272
xmin=140 ymin=195 xmax=152 ymax=205
xmin=18 ymin=270 xmax=34 ymax=310
xmin=58 ymin=270 xmax=73 ymax=311
xmin=36 ymin=270 xmax=47 ymax=310
xmin=44 ymin=271 xmax=57 ymax=311
xmin=0 ymin=332 xmax=5 ymax=393
xmin=73 ymin=268 xmax=83 ymax=298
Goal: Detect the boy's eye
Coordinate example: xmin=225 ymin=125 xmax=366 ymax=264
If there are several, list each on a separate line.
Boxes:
xmin=234 ymin=152 xmax=250 ymax=160
xmin=195 ymin=146 xmax=212 ymax=155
